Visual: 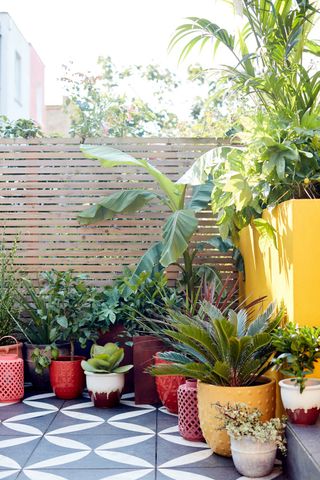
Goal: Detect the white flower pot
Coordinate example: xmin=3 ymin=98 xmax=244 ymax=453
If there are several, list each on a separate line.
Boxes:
xmin=84 ymin=371 xmax=125 ymax=408
xmin=230 ymin=436 xmax=277 ymax=478
xmin=279 ymin=378 xmax=320 ymax=424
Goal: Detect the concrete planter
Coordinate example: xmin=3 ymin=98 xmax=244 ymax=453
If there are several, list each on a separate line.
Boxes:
xmin=230 ymin=436 xmax=277 ymax=477
xmin=197 ymin=377 xmax=276 ymax=457
xmin=240 ymin=199 xmax=320 ymax=377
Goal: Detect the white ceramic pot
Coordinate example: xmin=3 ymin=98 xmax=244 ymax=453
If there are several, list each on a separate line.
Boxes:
xmin=279 ymin=378 xmax=320 ymax=424
xmin=230 ymin=436 xmax=277 ymax=478
xmin=85 ymin=371 xmax=125 ymax=408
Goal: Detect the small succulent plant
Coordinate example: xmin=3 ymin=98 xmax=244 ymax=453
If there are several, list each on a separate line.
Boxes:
xmin=81 ymin=343 xmax=133 ymax=374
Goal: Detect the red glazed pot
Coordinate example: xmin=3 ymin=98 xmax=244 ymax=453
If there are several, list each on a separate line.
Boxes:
xmin=50 ymin=356 xmax=85 ymax=400
xmin=154 ymin=354 xmax=185 ymax=414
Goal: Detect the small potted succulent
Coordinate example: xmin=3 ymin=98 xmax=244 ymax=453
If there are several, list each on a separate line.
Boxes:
xmin=216 ymin=402 xmax=286 ymax=478
xmin=272 ymin=322 xmax=320 ymax=424
xmin=81 ymin=343 xmax=133 ymax=408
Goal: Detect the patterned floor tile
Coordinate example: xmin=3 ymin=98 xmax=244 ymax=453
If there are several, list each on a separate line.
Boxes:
xmin=0 ymin=436 xmax=41 ymax=470
xmin=18 ymin=469 xmax=155 ymax=480
xmin=25 ymin=433 xmax=156 ymax=469
xmin=0 ymin=391 xmax=285 ymax=480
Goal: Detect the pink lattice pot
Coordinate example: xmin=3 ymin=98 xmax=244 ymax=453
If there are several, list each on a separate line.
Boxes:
xmin=154 ymin=354 xmax=185 ymax=414
xmin=178 ymin=379 xmax=204 ymax=441
xmin=0 ymin=336 xmax=24 ymax=402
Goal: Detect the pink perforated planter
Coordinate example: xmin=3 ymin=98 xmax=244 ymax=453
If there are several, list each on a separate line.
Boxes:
xmin=0 ymin=336 xmax=24 ymax=402
xmin=178 ymin=379 xmax=204 ymax=442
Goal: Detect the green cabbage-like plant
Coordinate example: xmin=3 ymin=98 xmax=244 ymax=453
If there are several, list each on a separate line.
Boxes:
xmin=149 ymin=302 xmax=282 ymax=386
xmin=81 ymin=343 xmax=133 ymax=374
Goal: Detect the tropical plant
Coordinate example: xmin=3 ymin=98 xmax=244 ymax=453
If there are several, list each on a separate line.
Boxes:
xmin=81 ymin=342 xmax=133 ymax=374
xmin=40 ymin=270 xmax=98 ymax=358
xmin=149 ymin=301 xmax=282 ymax=386
xmin=170 ymin=0 xmax=320 ymax=243
xmin=271 ymin=322 xmax=320 ymax=392
xmin=77 ymin=145 xmax=226 ymax=304
xmin=15 ymin=270 xmax=98 ymax=358
xmin=215 ymin=402 xmax=287 ymax=453
xmin=0 ymin=116 xmax=42 ymax=138
xmin=0 ymin=238 xmax=22 ymax=344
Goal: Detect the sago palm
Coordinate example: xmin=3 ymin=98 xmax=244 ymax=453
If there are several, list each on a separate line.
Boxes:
xmin=150 ymin=301 xmax=282 ymax=386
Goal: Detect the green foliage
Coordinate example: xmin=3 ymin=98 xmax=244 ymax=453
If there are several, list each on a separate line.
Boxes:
xmin=0 ymin=116 xmax=42 ymax=139
xmin=81 ymin=342 xmax=133 ymax=374
xmin=0 ymin=238 xmax=22 ymax=343
xmin=61 ymin=59 xmax=180 ymax=141
xmin=272 ymin=322 xmax=320 ymax=392
xmin=15 ymin=270 xmax=97 ymax=355
xmin=150 ymin=302 xmax=282 ymax=386
xmin=215 ymin=402 xmax=287 ymax=453
xmin=172 ymin=0 xmax=320 ymax=242
xmin=78 ymin=145 xmax=237 ymax=305
xmin=31 ymin=345 xmax=59 ymax=375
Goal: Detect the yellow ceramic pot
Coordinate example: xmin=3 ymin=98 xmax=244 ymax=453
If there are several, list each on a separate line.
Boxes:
xmin=197 ymin=377 xmax=276 ymax=457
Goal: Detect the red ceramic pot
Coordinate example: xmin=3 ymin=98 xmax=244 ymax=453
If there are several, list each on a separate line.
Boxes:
xmin=50 ymin=356 xmax=85 ymax=400
xmin=154 ymin=354 xmax=185 ymax=414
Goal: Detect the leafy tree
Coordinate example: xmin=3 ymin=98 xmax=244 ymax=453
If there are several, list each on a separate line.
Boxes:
xmin=61 ymin=58 xmax=181 ymax=141
xmin=0 ymin=116 xmax=42 ymax=139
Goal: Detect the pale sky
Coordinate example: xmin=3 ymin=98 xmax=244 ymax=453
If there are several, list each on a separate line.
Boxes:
xmin=1 ymin=0 xmax=235 ymax=105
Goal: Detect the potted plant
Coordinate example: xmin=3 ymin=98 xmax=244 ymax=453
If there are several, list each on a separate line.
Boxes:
xmin=15 ymin=276 xmax=70 ymax=390
xmin=150 ymin=301 xmax=282 ymax=456
xmin=166 ymin=1 xmax=320 ymax=342
xmin=81 ymin=342 xmax=133 ymax=407
xmin=272 ymin=322 xmax=320 ymax=424
xmin=45 ymin=270 xmax=98 ymax=400
xmin=216 ymin=402 xmax=286 ymax=478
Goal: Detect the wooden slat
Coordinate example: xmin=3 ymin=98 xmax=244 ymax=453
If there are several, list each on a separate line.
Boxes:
xmin=0 ymin=137 xmax=237 ymax=285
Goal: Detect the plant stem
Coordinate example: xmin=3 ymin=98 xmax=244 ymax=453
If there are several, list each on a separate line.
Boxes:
xmin=70 ymin=340 xmax=75 ymax=360
xmin=183 ymin=249 xmax=195 ymax=308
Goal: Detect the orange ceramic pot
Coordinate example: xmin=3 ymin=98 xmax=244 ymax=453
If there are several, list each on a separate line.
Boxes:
xmin=197 ymin=377 xmax=276 ymax=457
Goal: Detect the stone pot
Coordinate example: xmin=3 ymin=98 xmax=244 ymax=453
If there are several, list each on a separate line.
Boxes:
xmin=85 ymin=371 xmax=125 ymax=408
xmin=279 ymin=378 xmax=320 ymax=424
xmin=197 ymin=377 xmax=276 ymax=457
xmin=50 ymin=356 xmax=85 ymax=400
xmin=230 ymin=436 xmax=277 ymax=477
xmin=24 ymin=343 xmax=70 ymax=391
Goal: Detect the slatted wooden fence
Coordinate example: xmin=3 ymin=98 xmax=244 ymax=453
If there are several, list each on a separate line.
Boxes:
xmin=0 ymin=137 xmax=237 ymax=285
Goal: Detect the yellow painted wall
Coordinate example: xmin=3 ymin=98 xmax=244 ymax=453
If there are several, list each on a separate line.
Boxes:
xmin=240 ymin=199 xmax=320 ymax=377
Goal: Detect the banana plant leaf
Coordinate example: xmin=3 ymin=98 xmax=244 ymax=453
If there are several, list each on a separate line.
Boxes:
xmin=160 ymin=209 xmax=198 ymax=267
xmin=78 ymin=189 xmax=159 ymax=225
xmin=81 ymin=145 xmax=185 ymax=210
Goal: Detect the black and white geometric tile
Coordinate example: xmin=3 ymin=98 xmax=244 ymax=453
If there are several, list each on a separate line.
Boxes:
xmin=0 ymin=392 xmax=286 ymax=480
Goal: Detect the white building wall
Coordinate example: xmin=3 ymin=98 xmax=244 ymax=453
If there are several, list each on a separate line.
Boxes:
xmin=0 ymin=12 xmax=30 ymax=120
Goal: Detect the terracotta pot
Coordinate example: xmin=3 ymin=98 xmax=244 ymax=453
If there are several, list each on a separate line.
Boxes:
xmin=85 ymin=371 xmax=125 ymax=408
xmin=197 ymin=377 xmax=276 ymax=457
xmin=98 ymin=324 xmax=133 ymax=394
xmin=133 ymin=335 xmax=165 ymax=405
xmin=50 ymin=356 xmax=85 ymax=400
xmin=0 ymin=342 xmax=23 ymax=359
xmin=279 ymin=378 xmax=320 ymax=424
xmin=24 ymin=343 xmax=70 ymax=391
xmin=154 ymin=354 xmax=185 ymax=414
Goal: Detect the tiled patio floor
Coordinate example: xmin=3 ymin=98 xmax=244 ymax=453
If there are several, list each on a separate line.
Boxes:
xmin=0 ymin=391 xmax=286 ymax=480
